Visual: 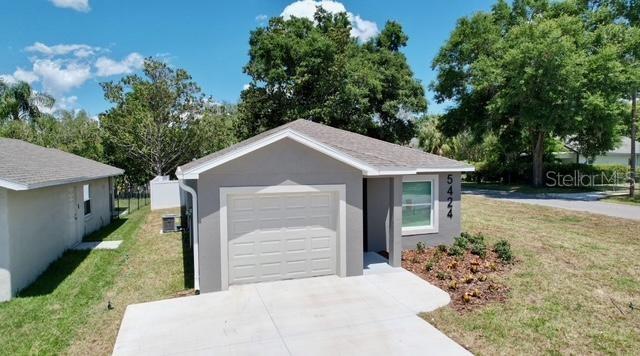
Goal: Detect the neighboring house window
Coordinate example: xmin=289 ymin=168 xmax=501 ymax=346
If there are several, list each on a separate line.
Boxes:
xmin=83 ymin=184 xmax=91 ymax=215
xmin=401 ymin=175 xmax=438 ymax=235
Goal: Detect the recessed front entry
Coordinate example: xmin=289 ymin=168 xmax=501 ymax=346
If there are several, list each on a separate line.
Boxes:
xmin=222 ymin=186 xmax=345 ymax=286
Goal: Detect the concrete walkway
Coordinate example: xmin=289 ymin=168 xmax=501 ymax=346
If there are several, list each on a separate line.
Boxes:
xmin=113 ymin=267 xmax=469 ymax=356
xmin=71 ymin=240 xmax=122 ymax=250
xmin=464 ymin=189 xmax=640 ymax=221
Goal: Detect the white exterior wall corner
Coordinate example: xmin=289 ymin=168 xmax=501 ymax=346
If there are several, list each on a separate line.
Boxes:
xmin=4 ymin=177 xmax=112 ymax=299
xmin=0 ymin=188 xmax=11 ymax=301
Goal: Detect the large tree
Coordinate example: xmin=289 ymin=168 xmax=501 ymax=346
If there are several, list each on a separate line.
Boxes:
xmin=238 ymin=8 xmax=426 ymax=144
xmin=100 ymin=59 xmax=207 ymax=183
xmin=432 ymin=0 xmax=628 ymax=186
xmin=0 ymin=80 xmax=54 ymax=122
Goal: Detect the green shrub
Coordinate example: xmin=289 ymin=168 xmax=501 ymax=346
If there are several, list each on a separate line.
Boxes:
xmin=494 ymin=240 xmax=513 ymax=263
xmin=467 ymin=232 xmax=485 ymax=245
xmin=416 ymin=241 xmax=426 ymax=253
xmin=453 ymin=235 xmax=469 ymax=250
xmin=447 ymin=244 xmax=465 ymax=257
xmin=470 ymin=240 xmax=487 ymax=258
xmin=437 ymin=244 xmax=448 ymax=253
xmin=424 ymin=260 xmax=434 ymax=272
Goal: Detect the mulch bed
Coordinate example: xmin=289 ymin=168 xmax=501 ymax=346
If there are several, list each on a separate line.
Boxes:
xmin=402 ymin=247 xmax=512 ymax=312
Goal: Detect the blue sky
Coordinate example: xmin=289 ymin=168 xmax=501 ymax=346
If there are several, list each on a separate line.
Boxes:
xmin=0 ymin=0 xmax=495 ymax=117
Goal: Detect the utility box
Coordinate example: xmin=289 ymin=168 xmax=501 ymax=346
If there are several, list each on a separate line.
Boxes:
xmin=162 ymin=214 xmax=177 ymax=233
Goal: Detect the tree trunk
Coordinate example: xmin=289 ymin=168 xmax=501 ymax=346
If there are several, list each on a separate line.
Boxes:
xmin=631 ymin=91 xmax=637 ymax=197
xmin=532 ymin=131 xmax=545 ymax=187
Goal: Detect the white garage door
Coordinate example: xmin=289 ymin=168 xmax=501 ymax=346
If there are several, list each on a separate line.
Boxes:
xmin=227 ymin=191 xmax=337 ymax=285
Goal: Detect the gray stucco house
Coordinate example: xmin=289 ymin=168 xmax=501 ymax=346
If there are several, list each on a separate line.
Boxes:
xmin=0 ymin=138 xmax=123 ymax=301
xmin=177 ymin=119 xmax=474 ymax=293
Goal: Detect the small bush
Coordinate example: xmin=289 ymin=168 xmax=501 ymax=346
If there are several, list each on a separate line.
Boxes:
xmin=467 ymin=232 xmax=485 ymax=245
xmin=470 ymin=240 xmax=487 ymax=258
xmin=494 ymin=240 xmax=513 ymax=263
xmin=453 ymin=235 xmax=469 ymax=250
xmin=424 ymin=260 xmax=434 ymax=272
xmin=416 ymin=241 xmax=426 ymax=253
xmin=437 ymin=244 xmax=448 ymax=253
xmin=448 ymin=244 xmax=465 ymax=257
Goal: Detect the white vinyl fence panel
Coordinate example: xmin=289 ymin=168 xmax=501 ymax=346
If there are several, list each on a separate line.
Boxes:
xmin=150 ymin=176 xmax=180 ymax=210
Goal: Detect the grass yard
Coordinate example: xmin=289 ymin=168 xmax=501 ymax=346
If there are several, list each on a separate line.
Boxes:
xmin=0 ymin=208 xmax=191 ymax=355
xmin=602 ymin=194 xmax=640 ymax=206
xmin=461 ymin=182 xmax=598 ymax=194
xmin=423 ymin=195 xmax=640 ymax=355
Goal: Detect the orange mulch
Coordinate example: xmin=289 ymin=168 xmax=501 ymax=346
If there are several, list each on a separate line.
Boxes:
xmin=402 ymin=247 xmax=512 ymax=312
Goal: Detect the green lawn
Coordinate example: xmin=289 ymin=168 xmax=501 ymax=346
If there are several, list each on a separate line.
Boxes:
xmin=0 ymin=207 xmax=190 ymax=355
xmin=602 ymin=194 xmax=640 ymax=206
xmin=462 ymin=182 xmax=607 ymax=194
xmin=423 ymin=196 xmax=640 ymax=355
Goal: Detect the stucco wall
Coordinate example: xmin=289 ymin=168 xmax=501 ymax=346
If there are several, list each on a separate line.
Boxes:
xmin=0 ymin=188 xmax=10 ymax=301
xmin=402 ymin=172 xmax=462 ymax=249
xmin=5 ymin=177 xmax=112 ymax=298
xmin=194 ymin=138 xmax=363 ymax=293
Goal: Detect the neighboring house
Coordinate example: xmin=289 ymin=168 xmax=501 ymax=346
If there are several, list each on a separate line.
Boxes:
xmin=0 ymin=138 xmax=123 ymax=301
xmin=556 ymin=137 xmax=640 ymax=166
xmin=176 ymin=119 xmax=474 ymax=294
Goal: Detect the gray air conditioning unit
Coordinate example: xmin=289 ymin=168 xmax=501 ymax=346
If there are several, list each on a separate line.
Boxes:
xmin=162 ymin=214 xmax=177 ymax=233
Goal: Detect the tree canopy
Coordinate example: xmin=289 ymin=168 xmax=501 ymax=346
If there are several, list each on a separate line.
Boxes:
xmin=238 ymin=8 xmax=427 ymax=144
xmin=99 ymin=58 xmax=237 ymax=184
xmin=432 ymin=0 xmax=630 ymax=186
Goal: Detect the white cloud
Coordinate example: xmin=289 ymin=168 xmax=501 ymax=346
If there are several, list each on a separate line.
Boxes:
xmin=243 ymin=83 xmax=251 ymax=91
xmin=256 ymin=14 xmax=268 ymax=23
xmin=49 ymin=0 xmax=90 ymax=12
xmin=32 ymin=59 xmax=91 ymax=95
xmin=26 ymin=42 xmax=99 ymax=58
xmin=95 ymin=53 xmax=144 ymax=77
xmin=281 ymin=0 xmax=379 ymax=41
xmin=0 ymin=68 xmax=39 ymax=85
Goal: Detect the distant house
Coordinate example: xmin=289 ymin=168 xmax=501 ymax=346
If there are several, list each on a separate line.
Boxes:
xmin=556 ymin=137 xmax=640 ymax=166
xmin=0 ymin=138 xmax=123 ymax=301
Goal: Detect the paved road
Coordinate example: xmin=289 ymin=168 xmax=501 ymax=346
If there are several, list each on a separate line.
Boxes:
xmin=464 ymin=189 xmax=640 ymax=221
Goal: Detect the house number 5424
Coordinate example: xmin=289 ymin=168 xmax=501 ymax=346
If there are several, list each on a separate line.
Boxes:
xmin=446 ymin=174 xmax=453 ymax=219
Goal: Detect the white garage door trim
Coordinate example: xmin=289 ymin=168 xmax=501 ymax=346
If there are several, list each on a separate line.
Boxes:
xmin=219 ymin=184 xmax=347 ymax=290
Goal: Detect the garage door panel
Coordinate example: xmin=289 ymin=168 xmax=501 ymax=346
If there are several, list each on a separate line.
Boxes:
xmin=227 ymin=191 xmax=337 ymax=285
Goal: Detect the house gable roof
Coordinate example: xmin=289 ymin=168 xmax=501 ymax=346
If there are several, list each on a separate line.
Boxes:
xmin=0 ymin=138 xmax=124 ymax=191
xmin=177 ymin=119 xmax=474 ymax=179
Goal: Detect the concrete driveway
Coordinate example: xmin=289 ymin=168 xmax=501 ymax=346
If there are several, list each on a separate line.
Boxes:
xmin=113 ymin=267 xmax=470 ymax=356
xmin=464 ymin=189 xmax=640 ymax=221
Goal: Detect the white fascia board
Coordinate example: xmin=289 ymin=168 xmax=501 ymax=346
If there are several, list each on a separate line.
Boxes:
xmin=0 ymin=173 xmax=123 ymax=191
xmin=181 ymin=129 xmax=377 ymax=179
xmin=416 ymin=166 xmax=476 ymax=173
xmin=0 ymin=178 xmax=28 ymax=190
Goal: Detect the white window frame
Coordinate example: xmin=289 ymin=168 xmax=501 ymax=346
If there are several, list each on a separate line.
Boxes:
xmin=401 ymin=174 xmax=439 ymax=235
xmin=83 ymin=184 xmax=92 ymax=217
xmin=219 ymin=184 xmax=347 ymax=290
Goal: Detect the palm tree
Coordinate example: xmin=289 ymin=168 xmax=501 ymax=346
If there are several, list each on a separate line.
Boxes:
xmin=0 ymin=80 xmax=54 ymax=121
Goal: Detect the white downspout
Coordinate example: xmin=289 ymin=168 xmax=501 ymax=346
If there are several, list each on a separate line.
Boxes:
xmin=179 ymin=179 xmax=200 ymax=294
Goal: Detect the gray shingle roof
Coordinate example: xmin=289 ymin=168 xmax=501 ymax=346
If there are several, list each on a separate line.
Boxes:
xmin=0 ymin=138 xmax=123 ymax=190
xmin=180 ymin=119 xmax=473 ymax=174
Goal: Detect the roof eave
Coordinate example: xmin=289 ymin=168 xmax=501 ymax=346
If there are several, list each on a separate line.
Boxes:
xmin=0 ymin=171 xmax=124 ymax=191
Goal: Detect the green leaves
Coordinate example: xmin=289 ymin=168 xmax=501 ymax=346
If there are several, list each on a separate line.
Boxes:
xmin=432 ymin=0 xmax=632 ymax=185
xmin=238 ymin=10 xmax=426 ymax=144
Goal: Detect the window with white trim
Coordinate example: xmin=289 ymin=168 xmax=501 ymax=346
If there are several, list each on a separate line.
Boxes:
xmin=401 ymin=176 xmax=438 ymax=235
xmin=83 ymin=184 xmax=91 ymax=215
